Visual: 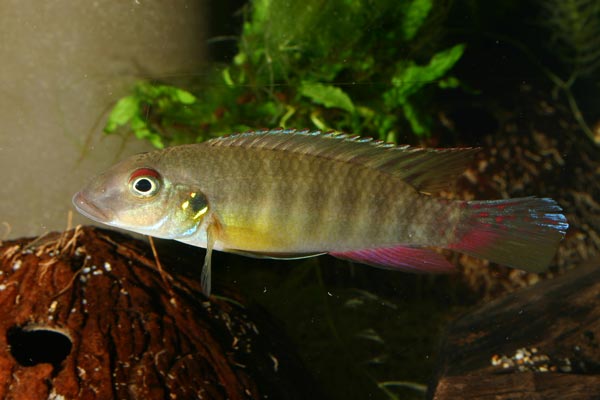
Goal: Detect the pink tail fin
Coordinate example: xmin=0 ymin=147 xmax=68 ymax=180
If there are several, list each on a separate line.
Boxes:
xmin=449 ymin=197 xmax=568 ymax=272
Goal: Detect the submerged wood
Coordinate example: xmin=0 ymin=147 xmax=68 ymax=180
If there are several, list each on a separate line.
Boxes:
xmin=0 ymin=226 xmax=318 ymax=399
xmin=430 ymin=259 xmax=600 ymax=399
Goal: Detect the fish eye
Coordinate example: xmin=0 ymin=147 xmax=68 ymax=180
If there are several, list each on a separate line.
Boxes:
xmin=128 ymin=168 xmax=161 ymax=198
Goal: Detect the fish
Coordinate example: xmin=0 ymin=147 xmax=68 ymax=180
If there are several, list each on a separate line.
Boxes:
xmin=73 ymin=129 xmax=568 ymax=295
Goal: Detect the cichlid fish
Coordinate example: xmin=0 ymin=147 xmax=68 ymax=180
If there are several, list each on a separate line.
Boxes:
xmin=73 ymin=129 xmax=568 ymax=295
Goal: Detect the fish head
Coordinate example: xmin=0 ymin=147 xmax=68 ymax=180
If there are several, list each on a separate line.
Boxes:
xmin=73 ymin=153 xmax=209 ymax=240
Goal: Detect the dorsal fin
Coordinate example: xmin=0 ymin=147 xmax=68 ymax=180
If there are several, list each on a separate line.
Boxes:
xmin=207 ymin=129 xmax=478 ymax=193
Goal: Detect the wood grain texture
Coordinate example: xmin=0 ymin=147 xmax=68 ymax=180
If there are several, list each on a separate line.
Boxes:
xmin=430 ymin=259 xmax=600 ymax=400
xmin=0 ymin=226 xmax=319 ymax=399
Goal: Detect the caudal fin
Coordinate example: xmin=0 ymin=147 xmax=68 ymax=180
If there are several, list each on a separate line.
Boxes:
xmin=449 ymin=197 xmax=568 ymax=272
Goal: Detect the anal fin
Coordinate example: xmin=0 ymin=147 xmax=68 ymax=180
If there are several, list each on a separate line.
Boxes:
xmin=330 ymin=246 xmax=455 ymax=273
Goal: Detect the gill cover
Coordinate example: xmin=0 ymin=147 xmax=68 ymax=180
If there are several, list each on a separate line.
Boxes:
xmin=127 ymin=168 xmax=214 ymax=295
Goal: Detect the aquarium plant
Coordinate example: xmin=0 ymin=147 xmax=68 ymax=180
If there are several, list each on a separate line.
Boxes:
xmin=537 ymin=0 xmax=600 ymax=144
xmin=104 ymin=0 xmax=465 ymax=148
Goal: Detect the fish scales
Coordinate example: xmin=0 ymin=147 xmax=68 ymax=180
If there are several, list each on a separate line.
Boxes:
xmin=212 ymin=146 xmax=391 ymax=250
xmin=73 ymin=130 xmax=568 ymax=295
xmin=163 ymin=144 xmax=455 ymax=252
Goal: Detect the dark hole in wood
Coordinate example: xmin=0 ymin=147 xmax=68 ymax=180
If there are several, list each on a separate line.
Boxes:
xmin=7 ymin=326 xmax=72 ymax=368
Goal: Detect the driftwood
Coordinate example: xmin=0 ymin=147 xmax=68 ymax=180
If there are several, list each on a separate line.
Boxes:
xmin=430 ymin=259 xmax=600 ymax=400
xmin=0 ymin=226 xmax=319 ymax=399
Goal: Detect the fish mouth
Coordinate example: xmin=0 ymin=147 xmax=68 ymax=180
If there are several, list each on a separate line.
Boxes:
xmin=72 ymin=191 xmax=112 ymax=223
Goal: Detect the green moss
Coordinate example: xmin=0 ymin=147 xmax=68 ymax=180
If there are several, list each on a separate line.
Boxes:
xmin=104 ymin=0 xmax=465 ymax=147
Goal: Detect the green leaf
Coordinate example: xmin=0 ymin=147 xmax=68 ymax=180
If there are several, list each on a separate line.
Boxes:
xmin=401 ymin=0 xmax=433 ymax=40
xmin=222 ymin=67 xmax=235 ymax=87
xmin=384 ymin=44 xmax=465 ymax=107
xmin=428 ymin=43 xmax=466 ymax=73
xmin=309 ymin=111 xmax=329 ymax=131
xmin=128 ymin=113 xmax=143 ymax=128
xmin=148 ymin=134 xmax=165 ymax=149
xmin=104 ymin=96 xmax=139 ymax=133
xmin=299 ymin=81 xmax=355 ymax=113
xmin=403 ymin=101 xmax=430 ymax=136
xmin=133 ymin=128 xmax=152 ymax=140
xmin=438 ymin=76 xmax=460 ymax=89
xmin=233 ymin=52 xmax=247 ymax=66
xmin=256 ymin=101 xmax=279 ymax=118
xmin=173 ymin=88 xmax=196 ymax=104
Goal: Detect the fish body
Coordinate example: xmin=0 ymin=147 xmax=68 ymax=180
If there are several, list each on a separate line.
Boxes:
xmin=73 ymin=130 xmax=568 ymax=294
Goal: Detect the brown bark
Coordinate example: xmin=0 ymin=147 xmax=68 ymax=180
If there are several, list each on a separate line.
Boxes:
xmin=0 ymin=226 xmax=319 ymax=399
xmin=430 ymin=258 xmax=600 ymax=399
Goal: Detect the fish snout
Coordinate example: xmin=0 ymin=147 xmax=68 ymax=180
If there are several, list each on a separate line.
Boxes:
xmin=72 ymin=191 xmax=112 ymax=223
